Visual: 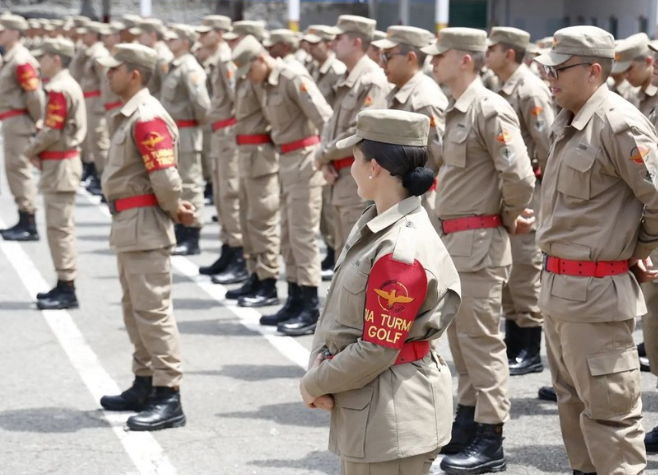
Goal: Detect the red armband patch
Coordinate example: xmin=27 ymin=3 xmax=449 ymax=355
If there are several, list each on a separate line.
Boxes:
xmin=44 ymin=91 xmax=67 ymax=130
xmin=135 ymin=118 xmax=176 ymax=173
xmin=363 ymin=253 xmax=428 ymax=349
xmin=16 ymin=63 xmax=39 ymax=92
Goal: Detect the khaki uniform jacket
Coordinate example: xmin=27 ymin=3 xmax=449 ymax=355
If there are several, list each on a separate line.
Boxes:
xmin=0 ymin=43 xmax=44 ymax=134
xmin=99 ymin=62 xmax=122 ymax=115
xmin=387 ymin=71 xmax=447 ymax=172
xmin=437 ymin=78 xmax=535 ymax=272
xmin=148 ymin=41 xmax=174 ymax=99
xmin=79 ymin=42 xmax=110 ymax=115
xmin=635 ymin=83 xmax=658 ymax=119
xmin=498 ymin=63 xmax=554 ymax=172
xmin=101 ymin=88 xmax=183 ymax=253
xmin=69 ymin=43 xmax=87 ymax=82
xmin=312 ymin=53 xmax=346 ymax=107
xmin=537 ymin=84 xmax=658 ymax=323
xmin=608 ymin=77 xmax=638 ymax=104
xmin=302 ymin=197 xmax=461 ymax=463
xmin=25 ymin=69 xmax=86 ymax=193
xmin=208 ymin=44 xmax=236 ymax=124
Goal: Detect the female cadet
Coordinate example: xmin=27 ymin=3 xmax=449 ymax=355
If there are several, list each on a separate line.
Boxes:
xmin=300 ymin=109 xmax=462 ymax=475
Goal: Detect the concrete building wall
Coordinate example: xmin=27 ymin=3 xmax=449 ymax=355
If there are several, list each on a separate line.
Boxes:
xmin=564 ymin=0 xmax=655 ymax=38
xmin=490 ymin=0 xmax=566 ymax=40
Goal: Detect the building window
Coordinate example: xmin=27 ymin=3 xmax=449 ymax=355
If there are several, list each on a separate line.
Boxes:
xmin=591 ymin=17 xmax=597 ymax=27
xmin=609 ymin=16 xmax=618 ymax=38
xmin=576 ymin=15 xmax=585 ymax=25
xmin=563 ymin=16 xmax=571 ymax=27
xmin=639 ymin=15 xmax=648 ymax=33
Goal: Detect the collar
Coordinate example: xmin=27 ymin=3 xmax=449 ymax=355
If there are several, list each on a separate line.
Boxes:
xmin=339 ymin=54 xmax=372 ymax=88
xmin=570 ymin=83 xmax=609 ymax=131
xmin=266 ymin=58 xmax=284 ymax=86
xmin=120 ymin=87 xmax=150 ymax=117
xmin=45 ymin=68 xmax=69 ymax=89
xmin=205 ymin=47 xmax=223 ymax=68
xmin=642 ymin=83 xmax=658 ymax=98
xmin=501 ymin=64 xmax=527 ymax=96
xmin=393 ymin=71 xmax=424 ymax=104
xmin=84 ymin=41 xmax=102 ymax=57
xmin=319 ymin=53 xmax=337 ymax=75
xmin=365 ymin=196 xmax=422 ymax=234
xmin=449 ymin=77 xmax=484 ymax=113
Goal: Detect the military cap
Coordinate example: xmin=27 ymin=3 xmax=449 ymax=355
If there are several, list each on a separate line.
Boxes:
xmin=526 ymin=43 xmax=540 ymax=55
xmin=337 ymin=109 xmax=429 ymax=149
xmin=42 ymin=21 xmax=55 ymax=33
xmin=534 ymin=26 xmax=614 ymax=67
xmin=99 ymin=22 xmax=124 ymax=36
xmin=51 ymin=19 xmax=65 ymax=28
xmin=224 ymin=20 xmax=267 ymax=42
xmin=122 ymin=14 xmax=142 ymax=29
xmin=0 ymin=15 xmax=28 ymax=31
xmin=197 ymin=15 xmax=232 ymax=33
xmin=168 ymin=24 xmax=199 ymax=43
xmin=611 ymin=33 xmax=650 ymax=74
xmin=72 ymin=15 xmax=90 ymax=27
xmin=373 ymin=30 xmax=386 ymax=41
xmin=421 ymin=27 xmax=487 ymax=55
xmin=262 ymin=28 xmax=297 ymax=48
xmin=231 ymin=34 xmax=265 ymax=78
xmin=487 ymin=26 xmax=530 ymax=49
xmin=372 ymin=25 xmax=433 ymax=49
xmin=648 ymin=40 xmax=658 ymax=54
xmin=129 ymin=18 xmax=164 ymax=36
xmin=332 ymin=15 xmax=376 ymax=39
xmin=76 ymin=21 xmax=105 ymax=35
xmin=32 ymin=37 xmax=75 ymax=58
xmin=97 ymin=43 xmax=158 ymax=71
xmin=27 ymin=19 xmax=41 ymax=29
xmin=537 ymin=37 xmax=554 ymax=49
xmin=302 ymin=25 xmax=335 ymax=43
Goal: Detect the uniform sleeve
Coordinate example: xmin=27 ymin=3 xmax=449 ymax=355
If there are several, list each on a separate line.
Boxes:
xmin=16 ymin=63 xmax=45 ymax=122
xmin=24 ymin=90 xmax=67 ymax=158
xmin=520 ymin=93 xmax=555 ymax=173
xmin=420 ymin=104 xmax=445 ymax=172
xmin=288 ymin=75 xmax=333 ymax=131
xmin=184 ymin=66 xmax=211 ymax=125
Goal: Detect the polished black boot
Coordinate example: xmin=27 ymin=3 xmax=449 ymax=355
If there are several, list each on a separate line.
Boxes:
xmin=440 ymin=423 xmax=506 ymax=475
xmin=278 ymin=286 xmax=320 ymax=336
xmin=2 ymin=211 xmax=39 ymax=241
xmin=260 ymin=282 xmax=302 ymax=326
xmin=203 ymin=182 xmax=213 ymax=205
xmin=321 ymin=247 xmax=335 ymax=281
xmin=504 ymin=319 xmax=521 ymax=362
xmin=509 ymin=326 xmax=544 ymax=376
xmin=239 ymin=278 xmax=279 ymax=307
xmin=36 ymin=280 xmax=79 ymax=310
xmin=100 ymin=376 xmax=154 ymax=411
xmin=638 ymin=342 xmax=651 ymax=372
xmin=211 ymin=247 xmax=249 ymax=284
xmin=645 ymin=425 xmax=658 ymax=453
xmin=538 ymin=386 xmax=557 ymax=402
xmin=441 ymin=405 xmax=476 ymax=455
xmin=225 ymin=272 xmax=259 ymax=300
xmin=573 ymin=471 xmax=597 ymax=475
xmin=86 ymin=174 xmax=103 ymax=196
xmin=126 ymin=386 xmax=186 ymax=431
xmin=81 ymin=162 xmax=95 ymax=184
xmin=172 ymin=227 xmax=201 ymax=256
xmin=199 ymin=244 xmax=231 ymax=276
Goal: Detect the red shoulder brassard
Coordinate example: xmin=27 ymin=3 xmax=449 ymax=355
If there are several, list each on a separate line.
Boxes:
xmin=134 ymin=118 xmax=176 ymax=173
xmin=44 ymin=91 xmax=67 ymax=130
xmin=16 ymin=63 xmax=39 ymax=92
xmin=362 ymin=253 xmax=428 ymax=349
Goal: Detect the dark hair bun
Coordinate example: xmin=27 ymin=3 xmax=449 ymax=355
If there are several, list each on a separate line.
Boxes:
xmin=402 ymin=167 xmax=435 ymax=196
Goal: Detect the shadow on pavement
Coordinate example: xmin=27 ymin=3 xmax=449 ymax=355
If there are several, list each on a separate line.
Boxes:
xmin=0 ymin=407 xmax=108 ymax=433
xmin=218 ymin=401 xmax=330 ymax=428
xmin=198 ymin=364 xmax=304 ymax=381
xmin=176 ymin=318 xmax=260 ymax=337
xmin=249 ymin=450 xmax=337 ymax=475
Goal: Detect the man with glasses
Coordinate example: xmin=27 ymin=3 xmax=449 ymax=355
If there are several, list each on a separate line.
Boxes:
xmin=534 ymin=26 xmax=658 ymax=475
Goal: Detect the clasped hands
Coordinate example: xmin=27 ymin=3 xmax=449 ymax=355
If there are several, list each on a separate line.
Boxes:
xmin=300 ymin=353 xmax=335 ymax=412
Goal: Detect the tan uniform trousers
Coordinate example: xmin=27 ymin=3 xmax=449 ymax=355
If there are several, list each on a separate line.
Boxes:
xmin=3 ymin=129 xmax=36 ymax=213
xmin=642 ymin=282 xmax=658 ymax=380
xmin=83 ymin=100 xmax=109 ymax=173
xmin=45 ymin=192 xmax=77 ymax=281
xmin=340 ymin=450 xmax=440 ymax=475
xmin=544 ymin=313 xmax=645 ymax=474
xmin=178 ymin=151 xmax=205 ymax=229
xmin=201 ymin=126 xmax=212 ymax=182
xmin=117 ymin=248 xmax=183 ymax=388
xmin=331 ymin=167 xmax=367 ymax=256
xmin=319 ymin=184 xmax=335 ymax=250
xmin=280 ymin=147 xmax=322 ymax=287
xmin=211 ymin=127 xmax=242 ymax=247
xmin=447 ymin=266 xmax=511 ymax=424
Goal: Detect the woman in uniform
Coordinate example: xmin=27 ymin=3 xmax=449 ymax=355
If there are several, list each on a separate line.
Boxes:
xmin=300 ymin=109 xmax=461 ymax=475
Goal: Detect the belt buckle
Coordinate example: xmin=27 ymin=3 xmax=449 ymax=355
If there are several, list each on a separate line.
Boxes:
xmin=108 ymin=200 xmax=118 ymax=216
xmin=542 ymin=253 xmax=549 ymax=272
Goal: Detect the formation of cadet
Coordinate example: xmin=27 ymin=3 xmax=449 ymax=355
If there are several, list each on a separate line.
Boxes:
xmin=3 ymin=8 xmax=658 ymax=474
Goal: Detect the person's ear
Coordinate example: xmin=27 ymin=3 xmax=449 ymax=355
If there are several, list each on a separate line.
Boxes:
xmin=370 ymin=158 xmax=384 ymax=178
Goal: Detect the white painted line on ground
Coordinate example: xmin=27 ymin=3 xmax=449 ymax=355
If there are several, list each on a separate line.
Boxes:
xmin=0 ymin=217 xmax=178 ymax=475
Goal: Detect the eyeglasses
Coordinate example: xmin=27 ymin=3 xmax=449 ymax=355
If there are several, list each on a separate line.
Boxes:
xmin=542 ymin=62 xmax=593 ymax=79
xmin=380 ymin=51 xmax=408 ymax=63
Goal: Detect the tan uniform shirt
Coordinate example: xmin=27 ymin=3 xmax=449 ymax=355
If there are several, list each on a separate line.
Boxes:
xmin=0 ymin=42 xmax=44 ymax=132
xmin=69 ymin=43 xmax=87 ymax=82
xmin=78 ymin=41 xmax=110 ymax=115
xmin=25 ymin=68 xmax=86 ymax=193
xmin=437 ymin=78 xmax=535 ymax=272
xmin=208 ymin=45 xmax=236 ymax=124
xmin=302 ymin=197 xmax=461 ymax=463
xmin=312 ymin=53 xmax=346 ymax=108
xmin=537 ymin=84 xmax=658 ymax=323
xmin=608 ymin=77 xmax=639 ymax=104
xmin=635 ymin=83 xmax=658 ymax=118
xmin=148 ymin=41 xmax=174 ymax=99
xmin=102 ymin=87 xmax=183 ymax=253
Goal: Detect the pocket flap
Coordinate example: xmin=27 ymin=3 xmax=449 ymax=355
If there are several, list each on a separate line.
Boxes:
xmin=567 ymin=147 xmax=596 ymax=172
xmin=341 ymin=267 xmax=368 ymax=295
xmin=587 ymin=347 xmax=639 ymax=377
xmin=334 ymin=386 xmax=373 ymax=410
xmin=451 ymin=125 xmax=469 ymax=144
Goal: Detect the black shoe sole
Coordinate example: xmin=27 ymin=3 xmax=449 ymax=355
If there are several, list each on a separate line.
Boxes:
xmin=440 ymin=459 xmax=507 ymax=474
xmin=238 ymin=297 xmax=280 ymax=308
xmin=538 ymin=388 xmax=557 ymax=402
xmin=36 ymin=301 xmax=79 ymax=310
xmin=278 ymin=323 xmax=317 ymax=336
xmin=127 ymin=413 xmax=186 ymax=431
xmin=212 ymin=274 xmax=249 ymax=285
xmin=172 ymin=249 xmax=201 ymax=256
xmin=510 ymin=363 xmax=544 ymax=376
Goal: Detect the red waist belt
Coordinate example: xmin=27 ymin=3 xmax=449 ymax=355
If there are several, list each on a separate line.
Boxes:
xmin=0 ymin=109 xmax=27 ymax=120
xmin=236 ymin=133 xmax=272 ymax=146
xmin=109 ymin=194 xmax=159 ymax=215
xmin=542 ymin=254 xmax=629 ymax=278
xmin=333 ymin=157 xmax=354 ymax=170
xmin=280 ymin=135 xmax=320 ymax=154
xmin=39 ymin=150 xmax=79 ymax=160
xmin=83 ymin=90 xmax=101 ymax=98
xmin=441 ymin=214 xmax=502 ymax=234
xmin=326 ymin=340 xmax=430 ymax=366
xmin=104 ymin=101 xmax=122 ymax=111
xmin=212 ymin=117 xmax=237 ymax=132
xmin=176 ymin=120 xmax=198 ymax=128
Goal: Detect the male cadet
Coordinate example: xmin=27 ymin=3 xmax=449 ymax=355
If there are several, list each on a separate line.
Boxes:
xmin=160 ymin=24 xmax=211 ymax=255
xmin=98 ymin=43 xmax=194 ymax=431
xmin=234 ymin=36 xmax=333 ymax=334
xmin=486 ymin=26 xmax=555 ymax=376
xmin=367 ymin=29 xmax=385 ymax=64
xmin=373 ymin=25 xmax=446 ymax=231
xmin=608 ymin=40 xmax=639 ymax=102
xmin=98 ymin=22 xmax=123 ymax=118
xmin=0 ymin=14 xmax=45 ymax=242
xmin=77 ymin=21 xmax=110 ymax=197
xmin=263 ymin=29 xmax=300 ymax=64
xmin=303 ymin=25 xmax=346 ymax=280
xmin=615 ymin=33 xmax=658 ymax=118
xmin=534 ymin=26 xmax=658 ymax=475
xmin=315 ymin=15 xmax=390 ymax=256
xmin=25 ymin=38 xmax=85 ymax=310
xmin=423 ymin=28 xmax=535 ymax=474
xmin=223 ymin=22 xmax=282 ymax=308
xmin=132 ymin=19 xmax=174 ymax=98
xmin=197 ymin=16 xmax=249 ymax=284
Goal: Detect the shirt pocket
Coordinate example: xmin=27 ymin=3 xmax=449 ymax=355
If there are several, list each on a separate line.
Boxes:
xmin=442 ymin=125 xmax=469 ymax=168
xmin=557 ymin=146 xmax=596 ymax=200
xmin=266 ymin=93 xmax=291 ymax=125
xmin=109 ymin=127 xmax=131 ymax=166
xmin=335 ymin=264 xmax=369 ymax=330
xmin=161 ymin=77 xmax=177 ymax=103
xmin=330 ymin=386 xmax=374 ymax=458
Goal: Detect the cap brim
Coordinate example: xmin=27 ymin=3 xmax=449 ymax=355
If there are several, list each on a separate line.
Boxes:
xmin=372 ymin=38 xmax=399 ymax=49
xmin=421 ymin=43 xmax=449 ymax=55
xmin=129 ymin=27 xmax=143 ymax=35
xmin=302 ymin=33 xmax=322 ymax=44
xmin=336 ymin=134 xmax=362 ymax=150
xmin=196 ymin=26 xmax=212 ymax=33
xmin=97 ymin=56 xmax=123 ymax=68
xmin=533 ymin=50 xmax=572 ymax=67
xmin=224 ymin=32 xmax=239 ymax=40
xmin=262 ymin=38 xmax=273 ymax=47
xmin=611 ymin=59 xmax=633 ymax=74
xmin=32 ymin=48 xmax=44 ymax=57
xmin=649 ymin=42 xmax=658 ymax=54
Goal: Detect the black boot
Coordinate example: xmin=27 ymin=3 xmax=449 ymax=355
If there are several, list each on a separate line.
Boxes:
xmin=573 ymin=471 xmax=597 ymax=475
xmin=504 ymin=319 xmax=521 ymax=362
xmin=2 ymin=211 xmax=39 ymax=241
xmin=238 ymin=278 xmax=279 ymax=307
xmin=100 ymin=375 xmax=154 ymax=411
xmin=538 ymin=386 xmax=557 ymax=402
xmin=211 ymin=247 xmax=249 ymax=284
xmin=260 ymin=282 xmax=302 ymax=326
xmin=81 ymin=162 xmax=95 ymax=184
xmin=645 ymin=425 xmax=658 ymax=453
xmin=277 ymin=286 xmax=320 ymax=336
xmin=225 ymin=273 xmax=259 ymax=300
xmin=199 ymin=244 xmax=231 ymax=275
xmin=321 ymin=247 xmax=335 ymax=281
xmin=509 ymin=326 xmax=544 ymax=376
xmin=126 ymin=386 xmax=186 ymax=431
xmin=36 ymin=280 xmax=79 ymax=310
xmin=86 ymin=174 xmax=103 ymax=196
xmin=203 ymin=182 xmax=213 ymax=205
xmin=440 ymin=423 xmax=506 ymax=475
xmin=172 ymin=227 xmax=201 ymax=256
xmin=441 ymin=405 xmax=476 ymax=455
xmin=638 ymin=342 xmax=651 ymax=372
